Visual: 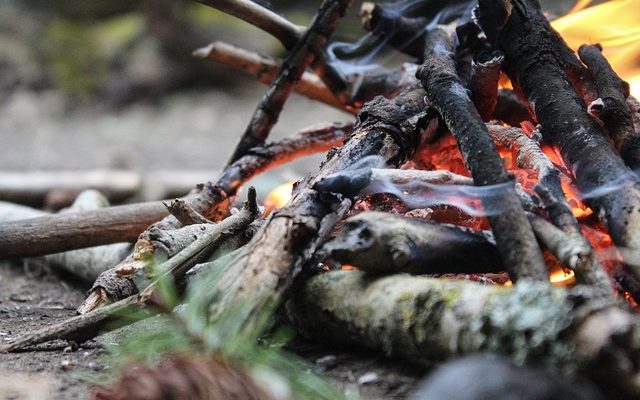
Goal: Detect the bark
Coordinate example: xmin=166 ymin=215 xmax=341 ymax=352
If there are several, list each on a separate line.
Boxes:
xmin=320 ymin=211 xmax=502 ymax=274
xmin=475 ymin=0 xmax=640 ymax=281
xmin=0 ymin=170 xmax=139 ymax=209
xmin=416 ymin=27 xmax=547 ymax=282
xmin=193 ymin=80 xmax=437 ymax=340
xmin=226 ymin=0 xmax=352 ymax=164
xmin=578 ymin=44 xmax=639 ymax=171
xmin=0 ymin=125 xmax=347 ymax=259
xmin=289 ymin=270 xmax=640 ymax=397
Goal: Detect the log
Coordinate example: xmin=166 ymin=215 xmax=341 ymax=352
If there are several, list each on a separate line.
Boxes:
xmin=468 ymin=49 xmax=504 ymax=122
xmin=578 ymin=44 xmax=639 ymax=171
xmin=475 ymin=0 xmax=640 ymax=281
xmin=226 ymin=0 xmax=352 ymax=164
xmin=0 ymin=170 xmax=140 ymax=208
xmin=0 ymin=124 xmax=347 ymax=259
xmin=493 ymin=89 xmax=534 ymax=126
xmin=416 ymin=26 xmax=547 ymax=282
xmin=320 ymin=211 xmax=503 ymax=274
xmin=289 ymin=270 xmax=640 ymax=397
xmin=191 ymin=79 xmax=437 ymax=341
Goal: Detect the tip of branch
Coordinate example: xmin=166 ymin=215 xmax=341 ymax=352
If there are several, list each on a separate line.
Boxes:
xmin=245 ymin=186 xmax=259 ymax=214
xmin=192 ymin=43 xmax=216 ymax=59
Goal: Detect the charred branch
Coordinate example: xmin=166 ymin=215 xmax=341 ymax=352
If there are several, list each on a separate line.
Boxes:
xmin=289 ymin=270 xmax=639 ymax=397
xmin=321 ymin=211 xmax=502 ymax=274
xmin=578 ymin=44 xmax=640 ymax=171
xmin=469 ymin=50 xmax=504 ymax=121
xmin=226 ymin=0 xmax=351 ymax=164
xmin=475 ymin=0 xmax=640 ymax=281
xmin=416 ymin=26 xmax=547 ymax=282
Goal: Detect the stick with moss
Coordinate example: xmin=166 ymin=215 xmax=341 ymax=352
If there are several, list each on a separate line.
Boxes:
xmin=289 ymin=270 xmax=639 ymax=397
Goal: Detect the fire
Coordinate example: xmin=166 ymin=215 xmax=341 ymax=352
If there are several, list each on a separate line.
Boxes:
xmin=549 ymin=265 xmax=577 ymax=286
xmin=551 ymin=0 xmax=640 ymax=97
xmin=263 ymin=181 xmax=295 ymax=215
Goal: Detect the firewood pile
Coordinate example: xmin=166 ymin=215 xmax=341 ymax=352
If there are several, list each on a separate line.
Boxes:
xmin=2 ymin=0 xmax=640 ymax=398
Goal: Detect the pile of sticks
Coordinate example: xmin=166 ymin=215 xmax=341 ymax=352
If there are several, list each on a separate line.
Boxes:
xmin=2 ymin=0 xmax=640 ymax=397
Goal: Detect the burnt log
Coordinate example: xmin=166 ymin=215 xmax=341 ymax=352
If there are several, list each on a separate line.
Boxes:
xmin=578 ymin=44 xmax=640 ymax=172
xmin=416 ymin=27 xmax=547 ymax=282
xmin=320 ymin=211 xmax=502 ymax=274
xmin=475 ymin=0 xmax=640 ymax=281
xmin=469 ymin=50 xmax=504 ymax=121
xmin=289 ymin=270 xmax=640 ymax=397
xmin=493 ymin=89 xmax=534 ymax=126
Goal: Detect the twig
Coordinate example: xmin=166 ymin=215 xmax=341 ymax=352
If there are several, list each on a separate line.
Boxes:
xmin=3 ymin=190 xmax=260 ymax=351
xmin=469 ymin=50 xmax=504 ymax=121
xmin=197 ymin=0 xmax=348 ymax=100
xmin=164 ymin=199 xmax=212 ymax=225
xmin=0 ymin=123 xmax=348 ymax=260
xmin=193 ymin=41 xmax=345 ymax=111
xmin=416 ymin=26 xmax=547 ymax=282
xmin=226 ymin=0 xmax=352 ymax=165
xmin=578 ymin=44 xmax=639 ymax=171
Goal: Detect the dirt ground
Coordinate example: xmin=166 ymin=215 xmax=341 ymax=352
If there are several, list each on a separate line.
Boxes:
xmin=0 ymin=86 xmax=426 ymax=399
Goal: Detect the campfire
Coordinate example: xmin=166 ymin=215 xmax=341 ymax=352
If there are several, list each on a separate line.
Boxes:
xmin=2 ymin=0 xmax=640 ymax=398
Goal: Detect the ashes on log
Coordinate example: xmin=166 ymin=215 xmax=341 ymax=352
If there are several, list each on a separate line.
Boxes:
xmin=474 ymin=0 xmax=640 ymax=279
xmin=416 ymin=26 xmax=547 ymax=282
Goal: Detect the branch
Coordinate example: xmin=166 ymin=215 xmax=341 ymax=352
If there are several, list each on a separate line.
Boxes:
xmin=226 ymin=0 xmax=352 ymax=164
xmin=193 ymin=41 xmax=345 ymax=111
xmin=416 ymin=26 xmax=547 ymax=282
xmin=0 ymin=123 xmax=348 ymax=260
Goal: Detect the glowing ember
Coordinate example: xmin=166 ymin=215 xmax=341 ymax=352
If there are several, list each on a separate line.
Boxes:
xmin=552 ymin=0 xmax=640 ymax=97
xmin=263 ymin=181 xmax=295 ymax=215
xmin=549 ymin=266 xmax=577 ymax=286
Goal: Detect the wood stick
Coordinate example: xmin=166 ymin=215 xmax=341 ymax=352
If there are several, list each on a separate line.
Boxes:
xmin=578 ymin=44 xmax=640 ymax=171
xmin=193 ymin=41 xmax=345 ymax=111
xmin=416 ymin=26 xmax=547 ymax=282
xmin=289 ymin=270 xmax=640 ymax=397
xmin=3 ymin=190 xmax=260 ymax=351
xmin=164 ymin=199 xmax=211 ymax=226
xmin=192 ymin=79 xmax=438 ymax=341
xmin=0 ymin=124 xmax=348 ymax=260
xmin=197 ymin=0 xmax=348 ymax=103
xmin=226 ymin=0 xmax=352 ymax=165
xmin=321 ymin=211 xmax=502 ymax=274
xmin=0 ymin=170 xmax=140 ymax=208
xmin=493 ymin=89 xmax=534 ymax=126
xmin=475 ymin=0 xmax=640 ymax=281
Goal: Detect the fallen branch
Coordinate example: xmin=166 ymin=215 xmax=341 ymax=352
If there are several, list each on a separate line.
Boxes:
xmin=320 ymin=211 xmax=502 ymax=274
xmin=416 ymin=26 xmax=547 ymax=282
xmin=0 ymin=124 xmax=348 ymax=260
xmin=3 ymin=189 xmax=260 ymax=351
xmin=289 ymin=270 xmax=639 ymax=397
xmin=226 ymin=0 xmax=352 ymax=165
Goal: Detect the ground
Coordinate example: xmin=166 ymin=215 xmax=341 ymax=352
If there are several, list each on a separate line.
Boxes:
xmin=0 ymin=87 xmax=424 ymax=399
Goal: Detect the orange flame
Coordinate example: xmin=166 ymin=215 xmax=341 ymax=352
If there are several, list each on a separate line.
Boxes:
xmin=551 ymin=0 xmax=640 ymax=97
xmin=263 ymin=181 xmax=295 ymax=215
